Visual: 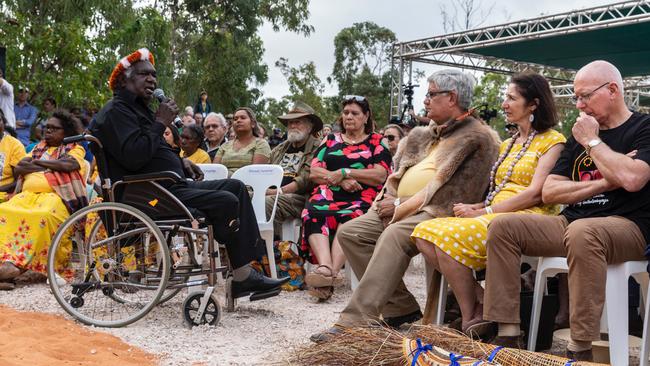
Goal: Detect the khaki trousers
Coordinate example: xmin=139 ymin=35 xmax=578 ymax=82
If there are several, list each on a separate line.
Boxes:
xmin=265 ymin=193 xmax=306 ymax=236
xmin=335 ymin=210 xmax=435 ymax=327
xmin=484 ymin=213 xmax=646 ymax=341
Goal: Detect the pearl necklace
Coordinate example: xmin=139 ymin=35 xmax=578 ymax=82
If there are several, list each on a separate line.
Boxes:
xmin=484 ymin=130 xmax=537 ymax=206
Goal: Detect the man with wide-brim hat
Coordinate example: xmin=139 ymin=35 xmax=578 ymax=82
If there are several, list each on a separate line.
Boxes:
xmin=265 ymin=101 xmax=323 ymax=237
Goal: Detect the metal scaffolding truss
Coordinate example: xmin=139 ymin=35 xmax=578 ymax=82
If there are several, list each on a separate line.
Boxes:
xmin=395 ymin=1 xmax=650 ymax=59
xmin=390 ymin=0 xmax=650 ymax=118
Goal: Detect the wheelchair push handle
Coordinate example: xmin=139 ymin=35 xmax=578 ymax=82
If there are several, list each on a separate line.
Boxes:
xmin=63 ymin=133 xmax=103 ymax=148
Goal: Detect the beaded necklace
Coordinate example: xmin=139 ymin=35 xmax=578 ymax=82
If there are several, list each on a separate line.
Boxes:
xmin=484 ymin=130 xmax=537 ymax=206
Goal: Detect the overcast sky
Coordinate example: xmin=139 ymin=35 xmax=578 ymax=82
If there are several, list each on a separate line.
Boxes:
xmin=257 ymin=0 xmax=618 ymax=110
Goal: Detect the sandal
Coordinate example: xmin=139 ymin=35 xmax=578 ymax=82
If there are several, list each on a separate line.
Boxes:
xmin=308 ymin=286 xmax=334 ymax=301
xmin=305 ymin=265 xmax=335 ymax=288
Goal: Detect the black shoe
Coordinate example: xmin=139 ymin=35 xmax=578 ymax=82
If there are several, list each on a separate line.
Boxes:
xmin=384 ymin=310 xmax=423 ymax=329
xmin=231 ymin=269 xmax=290 ymax=299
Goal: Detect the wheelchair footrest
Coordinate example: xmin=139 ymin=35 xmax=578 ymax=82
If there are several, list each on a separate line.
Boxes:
xmin=249 ymin=288 xmax=281 ymax=302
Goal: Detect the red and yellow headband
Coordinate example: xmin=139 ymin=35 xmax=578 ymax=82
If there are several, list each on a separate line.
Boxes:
xmin=108 ymin=48 xmax=155 ymax=91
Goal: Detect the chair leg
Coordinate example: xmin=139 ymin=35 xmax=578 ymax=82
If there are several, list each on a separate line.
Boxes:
xmin=436 ymin=275 xmax=448 ymax=326
xmin=528 ymin=269 xmax=548 ymax=351
xmin=261 ymin=231 xmax=278 ymax=279
xmin=606 ymin=264 xmax=630 ymax=366
xmin=422 ymin=266 xmax=441 ymax=325
xmin=346 ymin=261 xmax=359 ymax=290
xmin=641 ymin=279 xmax=650 ymax=366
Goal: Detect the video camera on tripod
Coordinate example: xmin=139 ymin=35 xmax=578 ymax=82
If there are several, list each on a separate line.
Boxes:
xmin=392 ymin=82 xmax=420 ymax=128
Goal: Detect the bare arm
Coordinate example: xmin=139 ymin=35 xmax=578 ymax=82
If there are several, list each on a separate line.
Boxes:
xmin=572 ymin=112 xmax=650 ymax=192
xmin=33 ymin=156 xmax=80 ymax=173
xmin=252 ymin=153 xmax=269 ymax=164
xmin=324 ymin=165 xmax=388 ymax=187
xmin=588 ymin=143 xmax=650 ymax=192
xmin=14 ymin=157 xmax=46 ymax=176
xmin=490 ymin=144 xmax=564 ymax=213
xmin=309 ymin=166 xmax=331 ymax=185
xmin=542 ymin=174 xmax=613 ymax=205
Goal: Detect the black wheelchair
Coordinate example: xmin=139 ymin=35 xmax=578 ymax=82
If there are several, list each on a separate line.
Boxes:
xmin=46 ymin=134 xmax=234 ymax=328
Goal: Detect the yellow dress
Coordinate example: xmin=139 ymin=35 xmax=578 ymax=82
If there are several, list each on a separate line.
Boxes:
xmin=411 ymin=129 xmax=566 ymax=270
xmin=181 ymin=148 xmax=211 ymax=164
xmin=0 ymin=134 xmax=26 ymax=201
xmin=0 ymin=145 xmax=86 ymax=274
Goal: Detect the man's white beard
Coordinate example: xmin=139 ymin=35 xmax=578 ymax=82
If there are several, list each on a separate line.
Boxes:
xmin=287 ymin=129 xmax=308 ymax=144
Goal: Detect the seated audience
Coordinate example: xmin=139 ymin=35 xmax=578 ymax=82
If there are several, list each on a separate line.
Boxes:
xmin=411 ymin=72 xmax=565 ymax=338
xmin=0 ymin=109 xmax=26 ymax=201
xmin=382 ymin=123 xmax=404 ymax=156
xmin=193 ymin=112 xmax=204 ymax=127
xmin=301 ymin=96 xmax=392 ymax=301
xmin=310 ymin=69 xmax=499 ymax=341
xmin=0 ymin=110 xmax=87 ymax=287
xmin=265 ymin=101 xmax=322 ymax=236
xmin=322 ymin=123 xmax=332 ymax=137
xmin=164 ymin=126 xmax=181 ymax=154
xmin=180 ymin=124 xmax=211 ymax=164
xmin=203 ymin=112 xmax=228 ymax=161
xmin=484 ymin=61 xmax=650 ymax=361
xmin=214 ymin=107 xmax=271 ymax=176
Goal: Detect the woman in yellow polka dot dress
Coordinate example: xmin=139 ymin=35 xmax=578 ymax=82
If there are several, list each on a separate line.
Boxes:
xmin=411 ymin=72 xmax=566 ymax=337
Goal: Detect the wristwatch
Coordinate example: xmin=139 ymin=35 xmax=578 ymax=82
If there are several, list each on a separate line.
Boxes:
xmin=586 ymin=139 xmax=602 ymax=155
xmin=394 ymin=197 xmax=401 ymax=207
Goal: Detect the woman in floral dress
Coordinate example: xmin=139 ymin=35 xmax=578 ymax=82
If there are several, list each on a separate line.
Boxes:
xmin=0 ymin=110 xmax=87 ymax=288
xmin=302 ymin=96 xmax=391 ymax=300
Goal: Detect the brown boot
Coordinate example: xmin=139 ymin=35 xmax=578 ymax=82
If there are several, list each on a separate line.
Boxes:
xmin=490 ymin=334 xmax=524 ymax=349
xmin=566 ymin=348 xmax=593 ymax=361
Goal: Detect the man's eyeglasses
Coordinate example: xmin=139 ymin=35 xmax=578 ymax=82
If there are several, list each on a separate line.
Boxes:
xmin=204 ymin=124 xmax=222 ymax=130
xmin=44 ymin=124 xmax=64 ymax=131
xmin=343 ymin=95 xmax=367 ymax=103
xmin=383 ymin=134 xmax=397 ymax=142
xmin=570 ymin=82 xmax=610 ymax=104
xmin=425 ymin=90 xmax=451 ymax=99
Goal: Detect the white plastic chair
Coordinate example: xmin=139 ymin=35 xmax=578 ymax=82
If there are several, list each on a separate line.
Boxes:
xmin=281 ymin=218 xmax=301 ymax=243
xmin=528 ymin=257 xmax=649 ymax=366
xmin=232 ymin=164 xmax=283 ymax=279
xmin=197 ymin=163 xmax=228 ymax=181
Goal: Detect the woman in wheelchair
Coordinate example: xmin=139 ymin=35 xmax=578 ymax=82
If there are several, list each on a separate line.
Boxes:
xmin=0 ymin=110 xmax=88 ymax=287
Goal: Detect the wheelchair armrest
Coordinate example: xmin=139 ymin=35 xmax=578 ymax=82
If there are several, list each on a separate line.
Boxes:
xmin=122 ymin=171 xmax=184 ymax=184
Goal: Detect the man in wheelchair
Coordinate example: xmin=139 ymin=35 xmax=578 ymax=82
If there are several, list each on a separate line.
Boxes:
xmin=89 ymin=48 xmax=289 ymax=300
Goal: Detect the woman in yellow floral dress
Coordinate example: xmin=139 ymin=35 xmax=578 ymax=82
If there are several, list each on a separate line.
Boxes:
xmin=411 ymin=73 xmax=566 ymax=337
xmin=0 ymin=110 xmax=87 ymax=287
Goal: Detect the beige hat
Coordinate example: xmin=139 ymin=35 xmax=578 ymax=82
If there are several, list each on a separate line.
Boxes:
xmin=277 ymin=101 xmax=323 ymax=133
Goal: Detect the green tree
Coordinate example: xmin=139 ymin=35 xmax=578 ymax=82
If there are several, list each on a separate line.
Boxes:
xmin=331 ymin=22 xmax=396 ymax=126
xmin=0 ymin=0 xmax=313 ymax=115
xmin=472 ymin=73 xmax=508 ymax=138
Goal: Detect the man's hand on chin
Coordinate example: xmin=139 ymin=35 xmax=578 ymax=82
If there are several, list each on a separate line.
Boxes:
xmin=182 ymin=158 xmax=204 ymax=181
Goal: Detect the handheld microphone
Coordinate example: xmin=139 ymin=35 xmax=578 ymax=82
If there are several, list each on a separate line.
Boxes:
xmin=153 ymin=88 xmax=183 ymax=128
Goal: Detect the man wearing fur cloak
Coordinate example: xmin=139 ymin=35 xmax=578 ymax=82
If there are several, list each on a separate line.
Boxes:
xmin=312 ymin=69 xmax=500 ymax=341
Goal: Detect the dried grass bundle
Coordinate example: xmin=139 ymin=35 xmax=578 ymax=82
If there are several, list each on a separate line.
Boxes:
xmin=290 ymin=324 xmax=609 ymax=366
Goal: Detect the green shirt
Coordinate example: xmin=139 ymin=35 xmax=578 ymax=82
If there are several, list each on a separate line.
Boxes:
xmin=215 ymin=138 xmax=271 ymax=176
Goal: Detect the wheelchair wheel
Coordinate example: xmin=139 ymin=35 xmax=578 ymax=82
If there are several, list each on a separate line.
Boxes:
xmin=182 ymin=291 xmax=221 ymax=327
xmin=48 ymin=202 xmax=170 ymax=327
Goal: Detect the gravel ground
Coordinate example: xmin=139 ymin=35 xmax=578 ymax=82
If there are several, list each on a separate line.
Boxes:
xmin=0 ymin=257 xmax=641 ymax=365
